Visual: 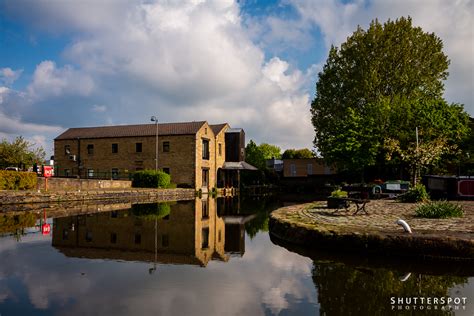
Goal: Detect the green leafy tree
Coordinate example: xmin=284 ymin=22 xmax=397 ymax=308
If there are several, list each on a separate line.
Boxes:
xmin=0 ymin=136 xmax=46 ymax=169
xmin=245 ymin=140 xmax=282 ymax=170
xmin=245 ymin=140 xmax=266 ymax=170
xmin=259 ymin=143 xmax=281 ymax=160
xmin=282 ymin=148 xmax=314 ymax=159
xmin=384 ymin=99 xmax=469 ymax=183
xmin=456 ymin=117 xmax=474 ymax=174
xmin=311 ymin=17 xmax=468 ymax=175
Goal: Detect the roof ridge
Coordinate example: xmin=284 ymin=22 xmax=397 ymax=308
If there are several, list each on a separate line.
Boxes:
xmin=55 ymin=121 xmax=208 ymax=140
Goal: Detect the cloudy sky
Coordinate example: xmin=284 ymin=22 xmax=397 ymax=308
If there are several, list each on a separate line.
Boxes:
xmin=0 ymin=0 xmax=472 ymax=155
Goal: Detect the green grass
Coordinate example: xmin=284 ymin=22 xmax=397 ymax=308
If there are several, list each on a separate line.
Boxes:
xmin=414 ymin=201 xmax=464 ymax=219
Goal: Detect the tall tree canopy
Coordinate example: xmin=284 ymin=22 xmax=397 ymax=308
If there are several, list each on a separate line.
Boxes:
xmin=0 ymin=136 xmax=46 ymax=169
xmin=311 ymin=16 xmax=469 ymax=176
xmin=282 ymin=148 xmax=314 ymax=159
xmin=245 ymin=140 xmax=281 ymax=170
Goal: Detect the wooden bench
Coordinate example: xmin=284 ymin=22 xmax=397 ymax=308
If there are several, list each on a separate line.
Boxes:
xmin=346 ymin=198 xmax=370 ymax=215
xmin=332 ymin=198 xmax=370 ymax=215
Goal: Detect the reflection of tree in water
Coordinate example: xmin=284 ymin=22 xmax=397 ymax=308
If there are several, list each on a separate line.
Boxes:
xmin=242 ymin=197 xmax=280 ymax=239
xmin=312 ymin=262 xmax=467 ymax=315
xmin=0 ymin=213 xmax=36 ymax=241
xmin=131 ymin=202 xmax=171 ymax=221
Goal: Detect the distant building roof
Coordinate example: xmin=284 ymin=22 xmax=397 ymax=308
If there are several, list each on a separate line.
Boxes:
xmin=223 ymin=161 xmax=258 ymax=170
xmin=55 ymin=121 xmax=207 ymax=140
xmin=210 ymin=123 xmax=228 ymax=135
xmin=226 ymin=128 xmax=243 ymax=133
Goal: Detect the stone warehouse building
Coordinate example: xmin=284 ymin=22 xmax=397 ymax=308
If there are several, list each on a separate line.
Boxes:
xmin=54 ymin=121 xmax=254 ymax=189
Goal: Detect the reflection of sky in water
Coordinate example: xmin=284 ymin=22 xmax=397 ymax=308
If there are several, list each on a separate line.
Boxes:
xmin=0 ymin=230 xmax=318 ymax=315
xmin=1 ymin=219 xmax=473 ymax=315
xmin=451 ymin=281 xmax=474 ymax=316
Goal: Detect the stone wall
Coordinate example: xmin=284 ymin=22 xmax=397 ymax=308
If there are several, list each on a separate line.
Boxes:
xmin=37 ymin=177 xmax=131 ymax=191
xmin=54 ymin=134 xmax=197 ymax=186
xmin=0 ymin=188 xmax=195 ymax=205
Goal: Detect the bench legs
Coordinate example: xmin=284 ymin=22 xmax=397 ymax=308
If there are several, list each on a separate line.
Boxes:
xmin=353 ymin=203 xmax=368 ymax=215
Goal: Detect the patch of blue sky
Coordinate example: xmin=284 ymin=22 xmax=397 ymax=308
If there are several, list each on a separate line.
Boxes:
xmin=0 ymin=16 xmax=70 ymax=90
xmin=239 ymin=0 xmax=299 ymax=19
xmin=240 ymin=0 xmax=327 ymax=71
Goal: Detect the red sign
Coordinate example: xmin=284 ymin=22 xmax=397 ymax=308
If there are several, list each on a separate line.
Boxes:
xmin=43 ymin=166 xmax=53 ymax=178
xmin=42 ymin=223 xmax=51 ymax=235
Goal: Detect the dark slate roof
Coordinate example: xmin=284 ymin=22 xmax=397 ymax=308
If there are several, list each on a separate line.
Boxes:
xmin=210 ymin=123 xmax=228 ymax=135
xmin=55 ymin=121 xmax=207 ymax=140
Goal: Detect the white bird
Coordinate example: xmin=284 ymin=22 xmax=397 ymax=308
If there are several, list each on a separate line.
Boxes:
xmin=396 ymin=219 xmax=412 ymax=234
xmin=399 ymin=272 xmax=412 ymax=282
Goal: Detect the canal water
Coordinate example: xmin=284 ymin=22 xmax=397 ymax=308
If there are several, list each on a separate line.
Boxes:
xmin=0 ymin=196 xmax=472 ymax=315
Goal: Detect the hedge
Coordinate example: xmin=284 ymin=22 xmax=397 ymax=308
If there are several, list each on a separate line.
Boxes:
xmin=132 ymin=170 xmax=171 ymax=188
xmin=0 ymin=170 xmax=37 ymax=190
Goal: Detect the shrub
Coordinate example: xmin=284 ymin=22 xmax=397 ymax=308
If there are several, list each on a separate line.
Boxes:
xmin=0 ymin=170 xmax=37 ymax=190
xmin=415 ymin=201 xmax=464 ymax=218
xmin=330 ymin=189 xmax=348 ymax=198
xmin=398 ymin=184 xmax=429 ymax=203
xmin=132 ymin=170 xmax=170 ymax=188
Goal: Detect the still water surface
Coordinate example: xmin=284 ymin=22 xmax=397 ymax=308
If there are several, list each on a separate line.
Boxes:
xmin=0 ymin=197 xmax=472 ymax=315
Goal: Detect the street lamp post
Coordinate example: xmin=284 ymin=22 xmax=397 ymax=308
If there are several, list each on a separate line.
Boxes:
xmin=151 ymin=116 xmax=158 ymax=171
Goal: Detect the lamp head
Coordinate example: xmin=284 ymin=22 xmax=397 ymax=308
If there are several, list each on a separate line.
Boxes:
xmin=151 ymin=116 xmax=157 ymax=122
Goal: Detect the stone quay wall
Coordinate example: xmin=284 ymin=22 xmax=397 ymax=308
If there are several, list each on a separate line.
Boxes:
xmin=0 ymin=188 xmax=195 ymax=205
xmin=36 ymin=177 xmax=132 ymax=191
xmin=269 ymin=201 xmax=474 ymax=261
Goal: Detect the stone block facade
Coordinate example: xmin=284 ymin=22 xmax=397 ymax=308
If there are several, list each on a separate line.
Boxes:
xmin=54 ymin=121 xmax=241 ymax=189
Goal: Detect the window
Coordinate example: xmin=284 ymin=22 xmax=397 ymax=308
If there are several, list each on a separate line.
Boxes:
xmin=205 ymin=127 xmax=207 ymax=134
xmin=64 ymin=169 xmax=70 ymax=177
xmin=110 ymin=233 xmax=117 ymax=244
xmin=307 ymin=164 xmax=313 ymax=175
xmin=63 ymin=229 xmax=69 ymax=240
xmin=112 ymin=143 xmax=118 ymax=153
xmin=162 ymin=234 xmax=169 ymax=247
xmin=218 ymin=143 xmax=222 ymax=156
xmin=136 ymin=143 xmax=142 ymax=153
xmin=218 ymin=229 xmax=221 ymax=243
xmin=202 ymin=139 xmax=210 ymax=160
xmin=135 ymin=233 xmax=141 ymax=244
xmin=163 ymin=141 xmax=170 ymax=152
xmin=202 ymin=199 xmax=209 ymax=219
xmin=64 ymin=145 xmax=71 ymax=155
xmin=201 ymin=228 xmax=209 ymax=249
xmin=290 ymin=164 xmax=296 ymax=176
xmin=162 ymin=168 xmax=170 ymax=174
xmin=85 ymin=231 xmax=93 ymax=242
xmin=87 ymin=169 xmax=94 ymax=178
xmin=111 ymin=168 xmax=119 ymax=179
xmin=87 ymin=144 xmax=94 ymax=155
xmin=202 ymin=168 xmax=209 ymax=187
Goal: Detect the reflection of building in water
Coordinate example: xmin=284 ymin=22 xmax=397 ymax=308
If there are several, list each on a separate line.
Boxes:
xmin=52 ymin=198 xmax=228 ymax=267
xmin=217 ymin=196 xmax=255 ymax=257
